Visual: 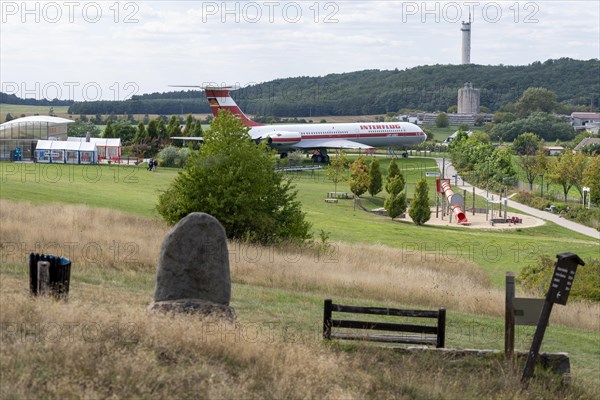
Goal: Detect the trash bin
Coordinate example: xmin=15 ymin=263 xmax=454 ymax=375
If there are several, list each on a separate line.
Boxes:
xmin=29 ymin=253 xmax=72 ymax=299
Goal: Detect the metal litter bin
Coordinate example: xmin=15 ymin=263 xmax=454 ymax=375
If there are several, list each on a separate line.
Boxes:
xmin=29 ymin=253 xmax=72 ymax=299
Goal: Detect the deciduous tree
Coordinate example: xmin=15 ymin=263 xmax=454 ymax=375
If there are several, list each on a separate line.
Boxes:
xmin=157 ymin=110 xmax=311 ymax=244
xmin=326 ymin=151 xmax=348 ymax=195
xmin=349 ymin=157 xmax=370 ymax=198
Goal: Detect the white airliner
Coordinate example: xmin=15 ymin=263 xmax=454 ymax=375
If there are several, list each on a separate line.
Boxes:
xmin=172 ymin=86 xmax=426 ymax=163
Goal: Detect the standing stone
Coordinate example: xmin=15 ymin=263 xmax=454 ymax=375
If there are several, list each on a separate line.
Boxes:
xmin=149 ymin=213 xmax=234 ymax=319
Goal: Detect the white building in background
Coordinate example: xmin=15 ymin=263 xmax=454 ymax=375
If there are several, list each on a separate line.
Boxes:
xmin=0 ymin=115 xmax=74 ymax=161
xmin=35 ymin=139 xmax=98 ymax=164
xmin=67 ymin=137 xmax=121 ymax=161
xmin=457 ymin=82 xmax=480 ymax=114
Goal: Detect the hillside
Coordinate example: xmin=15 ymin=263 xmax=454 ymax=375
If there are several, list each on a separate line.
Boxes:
xmin=59 ymin=58 xmax=599 ymax=116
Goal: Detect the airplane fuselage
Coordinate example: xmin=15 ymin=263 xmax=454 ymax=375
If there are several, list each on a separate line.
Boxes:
xmin=249 ymin=121 xmax=425 ymax=151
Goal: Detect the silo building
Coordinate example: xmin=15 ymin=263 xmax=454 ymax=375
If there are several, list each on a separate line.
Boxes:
xmin=457 ymin=82 xmax=480 ymax=114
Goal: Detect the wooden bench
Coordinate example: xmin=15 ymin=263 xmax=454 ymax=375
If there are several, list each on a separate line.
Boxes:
xmin=327 ymin=192 xmax=352 ymax=199
xmin=323 ymin=299 xmax=446 ymax=348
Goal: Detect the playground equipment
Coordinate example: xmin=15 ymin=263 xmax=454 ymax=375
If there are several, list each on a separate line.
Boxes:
xmin=436 ymin=178 xmax=470 ymax=225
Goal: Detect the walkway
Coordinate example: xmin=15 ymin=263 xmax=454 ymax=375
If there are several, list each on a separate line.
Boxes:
xmin=433 ymin=158 xmax=600 ymax=241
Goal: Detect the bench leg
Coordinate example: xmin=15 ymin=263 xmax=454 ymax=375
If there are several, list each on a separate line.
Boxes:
xmin=437 ymin=308 xmax=446 ymax=348
xmin=323 ymin=299 xmax=333 ymax=339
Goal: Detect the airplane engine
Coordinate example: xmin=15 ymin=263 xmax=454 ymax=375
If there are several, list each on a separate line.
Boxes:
xmin=262 ymin=131 xmax=302 ymax=148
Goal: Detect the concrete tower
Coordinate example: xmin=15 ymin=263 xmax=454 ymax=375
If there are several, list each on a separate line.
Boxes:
xmin=458 ymin=82 xmax=480 ymax=114
xmin=461 ymin=14 xmax=471 ymax=64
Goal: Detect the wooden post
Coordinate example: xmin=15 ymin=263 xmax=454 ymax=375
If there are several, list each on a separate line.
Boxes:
xmin=521 ymin=300 xmax=554 ymax=388
xmin=323 ymin=299 xmax=333 ymax=339
xmin=437 ymin=308 xmax=446 ymax=348
xmin=472 ymin=187 xmax=475 ymax=215
xmin=505 ymin=272 xmax=515 ymax=361
xmin=37 ymin=261 xmax=50 ymax=296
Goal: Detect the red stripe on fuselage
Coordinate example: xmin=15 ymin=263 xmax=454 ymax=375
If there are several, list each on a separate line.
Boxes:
xmin=298 ymin=132 xmax=422 ymax=140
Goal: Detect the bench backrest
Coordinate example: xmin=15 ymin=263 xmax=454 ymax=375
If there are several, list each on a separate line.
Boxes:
xmin=323 ymin=299 xmax=446 ymax=348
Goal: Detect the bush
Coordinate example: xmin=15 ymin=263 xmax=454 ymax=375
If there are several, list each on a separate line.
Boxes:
xmin=385 ymin=193 xmax=407 ymax=219
xmin=157 ymin=146 xmax=191 ymax=168
xmin=519 ymin=256 xmax=600 ymax=302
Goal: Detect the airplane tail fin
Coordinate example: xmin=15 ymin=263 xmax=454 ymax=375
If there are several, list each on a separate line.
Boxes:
xmin=204 ymin=86 xmax=263 ymax=127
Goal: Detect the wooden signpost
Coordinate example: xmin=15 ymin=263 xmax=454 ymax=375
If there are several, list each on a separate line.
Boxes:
xmin=520 ymin=252 xmax=585 ymax=389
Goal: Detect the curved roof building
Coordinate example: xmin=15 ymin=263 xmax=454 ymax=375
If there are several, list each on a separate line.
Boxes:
xmin=0 ymin=115 xmax=74 ymax=160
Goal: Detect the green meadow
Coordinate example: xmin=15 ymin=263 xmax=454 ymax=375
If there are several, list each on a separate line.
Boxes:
xmin=1 ymin=158 xmax=599 ymax=397
xmin=1 ymin=159 xmax=597 ymax=287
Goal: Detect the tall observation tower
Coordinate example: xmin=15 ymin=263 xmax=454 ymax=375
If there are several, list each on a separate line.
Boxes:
xmin=461 ymin=14 xmax=471 ymax=64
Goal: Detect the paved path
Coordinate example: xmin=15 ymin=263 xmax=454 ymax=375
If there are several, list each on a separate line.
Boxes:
xmin=433 ymin=158 xmax=600 ymax=241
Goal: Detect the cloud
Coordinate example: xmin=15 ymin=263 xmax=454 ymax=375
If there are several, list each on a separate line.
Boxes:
xmin=1 ymin=1 xmax=598 ymax=100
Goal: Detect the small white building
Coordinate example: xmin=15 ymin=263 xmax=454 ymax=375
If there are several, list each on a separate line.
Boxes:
xmin=571 ymin=112 xmax=600 ymax=127
xmin=67 ymin=137 xmax=121 ymax=161
xmin=35 ymin=140 xmax=98 ymax=164
xmin=543 ymin=146 xmax=565 ymax=156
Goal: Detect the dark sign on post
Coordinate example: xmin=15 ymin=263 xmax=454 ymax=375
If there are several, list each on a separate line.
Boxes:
xmin=521 ymin=252 xmax=585 ymax=389
xmin=547 ymin=253 xmax=582 ymax=305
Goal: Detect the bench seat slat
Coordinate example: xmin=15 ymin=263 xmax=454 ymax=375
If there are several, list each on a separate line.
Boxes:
xmin=330 ymin=332 xmax=437 ymax=345
xmin=332 ymin=319 xmax=438 ymax=335
xmin=332 ymin=304 xmax=438 ymax=318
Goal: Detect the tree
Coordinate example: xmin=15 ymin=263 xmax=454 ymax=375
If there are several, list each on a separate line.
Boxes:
xmin=435 ymin=113 xmax=449 ymax=128
xmin=584 ymin=156 xmax=600 ymax=205
xmin=549 ymin=152 xmax=575 ymax=201
xmin=515 ymin=87 xmax=557 ymax=117
xmin=422 ymin=128 xmax=434 ymax=142
xmin=513 ymin=132 xmax=542 ymax=156
xmin=409 ymin=178 xmax=431 ymax=225
xmin=492 ymin=112 xmax=575 ymax=142
xmin=368 ymin=158 xmax=383 ymax=197
xmin=385 ymin=159 xmax=404 ymax=194
xmin=110 ymin=119 xmax=136 ymax=145
xmin=147 ymin=119 xmax=158 ymax=139
xmin=167 ymin=115 xmax=181 ymax=138
xmin=157 ymin=110 xmax=311 ymax=244
xmin=133 ymin=121 xmax=147 ymax=144
xmin=570 ymin=152 xmax=589 ymax=197
xmin=385 ymin=175 xmax=407 ymax=219
xmin=183 ymin=114 xmax=194 ymax=136
xmin=103 ymin=120 xmax=114 ymax=137
xmin=518 ymin=155 xmax=539 ymax=190
xmin=349 ymin=157 xmax=370 ymax=197
xmin=67 ymin=120 xmax=101 ymax=137
xmin=326 ymin=151 xmax=348 ymax=194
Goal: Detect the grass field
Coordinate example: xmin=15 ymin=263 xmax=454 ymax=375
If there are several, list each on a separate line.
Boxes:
xmin=1 ymin=200 xmax=599 ymax=398
xmin=0 ymin=104 xmax=70 ymax=120
xmin=1 ymin=158 xmax=599 ymax=397
xmin=1 ymin=159 xmax=597 ymax=287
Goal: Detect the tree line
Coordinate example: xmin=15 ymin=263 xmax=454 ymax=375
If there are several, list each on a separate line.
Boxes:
xmin=59 ymin=58 xmax=599 ymax=117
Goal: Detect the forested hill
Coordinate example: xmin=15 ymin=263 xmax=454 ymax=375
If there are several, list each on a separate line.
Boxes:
xmin=64 ymin=58 xmax=599 ymax=117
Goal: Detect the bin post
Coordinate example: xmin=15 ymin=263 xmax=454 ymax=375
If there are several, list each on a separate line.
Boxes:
xmin=37 ymin=261 xmax=51 ymax=295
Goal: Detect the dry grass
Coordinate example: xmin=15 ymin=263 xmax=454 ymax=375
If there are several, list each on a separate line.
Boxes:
xmin=1 ymin=199 xmax=597 ymax=331
xmin=0 ymin=276 xmax=590 ymax=400
xmin=1 ymin=200 xmax=598 ymax=398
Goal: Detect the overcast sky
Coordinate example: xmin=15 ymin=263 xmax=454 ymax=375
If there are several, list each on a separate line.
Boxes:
xmin=1 ymin=1 xmax=598 ymax=101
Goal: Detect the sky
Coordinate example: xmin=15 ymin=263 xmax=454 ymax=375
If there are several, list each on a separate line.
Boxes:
xmin=1 ymin=1 xmax=599 ymax=101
